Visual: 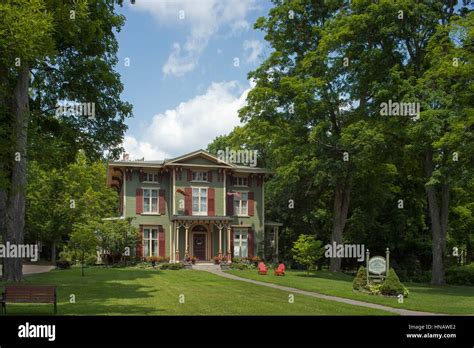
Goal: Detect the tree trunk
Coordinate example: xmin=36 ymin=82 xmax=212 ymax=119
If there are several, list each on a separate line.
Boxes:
xmin=0 ymin=190 xmax=6 ymax=279
xmin=329 ymin=180 xmax=351 ymax=272
xmin=4 ymin=67 xmax=30 ymax=282
xmin=51 ymin=240 xmax=56 ymax=265
xmin=425 ymin=150 xmax=449 ymax=285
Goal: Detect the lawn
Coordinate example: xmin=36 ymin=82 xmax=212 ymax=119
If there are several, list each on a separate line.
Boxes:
xmin=0 ymin=267 xmax=392 ymax=316
xmin=226 ymin=269 xmax=474 ymax=315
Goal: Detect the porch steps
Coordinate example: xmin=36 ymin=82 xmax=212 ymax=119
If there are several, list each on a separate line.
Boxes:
xmin=191 ymin=263 xmax=221 ymax=272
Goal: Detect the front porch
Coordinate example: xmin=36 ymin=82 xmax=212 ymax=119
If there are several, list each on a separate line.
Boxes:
xmin=170 ymin=216 xmax=234 ymax=263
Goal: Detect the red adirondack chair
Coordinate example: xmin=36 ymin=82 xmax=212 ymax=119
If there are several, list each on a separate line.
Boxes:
xmin=274 ymin=263 xmax=285 ymax=276
xmin=258 ymin=262 xmax=268 ymax=275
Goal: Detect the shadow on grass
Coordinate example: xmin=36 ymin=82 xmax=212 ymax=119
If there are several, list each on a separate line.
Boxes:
xmin=293 ymin=270 xmax=353 ymax=282
xmin=0 ymin=267 xmax=167 ymax=315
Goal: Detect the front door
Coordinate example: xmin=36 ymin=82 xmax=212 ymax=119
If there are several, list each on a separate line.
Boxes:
xmin=193 ymin=233 xmax=206 ymax=261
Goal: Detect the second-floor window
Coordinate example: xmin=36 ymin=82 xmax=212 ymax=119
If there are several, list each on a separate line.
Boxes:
xmin=234 ymin=192 xmax=248 ymax=216
xmin=192 ymin=188 xmax=207 ymax=215
xmin=143 ymin=188 xmax=158 ymax=213
xmin=192 ymin=171 xmax=208 ymax=182
xmin=233 ymin=176 xmax=248 ymax=186
xmin=143 ymin=172 xmax=159 ymax=183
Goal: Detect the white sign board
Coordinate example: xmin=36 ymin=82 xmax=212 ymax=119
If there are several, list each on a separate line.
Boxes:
xmin=368 ymin=256 xmax=386 ymax=275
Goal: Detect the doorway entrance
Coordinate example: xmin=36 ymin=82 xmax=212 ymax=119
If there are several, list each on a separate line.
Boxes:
xmin=191 ymin=225 xmax=208 ymax=261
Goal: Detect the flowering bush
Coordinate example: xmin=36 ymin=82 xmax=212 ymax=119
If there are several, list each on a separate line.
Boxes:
xmin=146 ymin=256 xmax=169 ymax=263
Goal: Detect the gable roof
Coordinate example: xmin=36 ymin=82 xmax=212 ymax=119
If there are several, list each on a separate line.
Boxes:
xmin=108 ymin=149 xmax=272 ymax=173
xmin=164 ymin=149 xmax=234 ymax=167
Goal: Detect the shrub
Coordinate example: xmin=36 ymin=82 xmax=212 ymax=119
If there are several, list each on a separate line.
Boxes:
xmin=368 ymin=283 xmax=382 ymax=295
xmin=353 ymin=266 xmax=367 ymax=291
xmin=250 ymin=256 xmax=261 ymax=265
xmin=146 ymin=256 xmax=170 ymax=263
xmin=56 ymin=259 xmax=71 ymax=269
xmin=59 ymin=247 xmax=76 ymax=264
xmin=446 ymin=265 xmax=474 ymax=285
xmin=291 ymin=234 xmax=324 ymax=274
xmin=380 ymin=268 xmax=409 ymax=297
xmin=85 ymin=254 xmax=98 ymax=266
xmin=160 ymin=263 xmax=184 ymax=270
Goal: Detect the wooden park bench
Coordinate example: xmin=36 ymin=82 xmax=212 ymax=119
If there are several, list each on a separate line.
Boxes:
xmin=1 ymin=285 xmax=57 ymax=314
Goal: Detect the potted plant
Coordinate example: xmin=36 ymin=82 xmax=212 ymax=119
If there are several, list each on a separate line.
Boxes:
xmin=220 ymin=256 xmax=230 ymax=270
xmin=191 ymin=256 xmax=197 ymax=264
xmin=182 ymin=256 xmax=193 ymax=269
xmin=213 ymin=256 xmax=220 ymax=265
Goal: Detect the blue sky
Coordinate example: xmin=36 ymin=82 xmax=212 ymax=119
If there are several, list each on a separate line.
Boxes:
xmin=113 ymin=0 xmax=273 ymax=160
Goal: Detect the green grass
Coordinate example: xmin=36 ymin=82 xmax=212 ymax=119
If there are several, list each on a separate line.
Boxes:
xmin=226 ymin=269 xmax=474 ymax=315
xmin=0 ymin=267 xmax=392 ymax=315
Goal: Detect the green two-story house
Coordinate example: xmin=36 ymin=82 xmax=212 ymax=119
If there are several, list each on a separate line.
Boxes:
xmin=107 ymin=150 xmax=281 ymax=263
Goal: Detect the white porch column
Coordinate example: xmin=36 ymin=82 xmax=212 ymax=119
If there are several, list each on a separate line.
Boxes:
xmin=185 ymin=224 xmax=189 ymax=258
xmin=217 ymin=224 xmax=223 ymax=257
xmin=175 ymin=224 xmax=180 ymax=262
xmin=226 ymin=225 xmax=232 ymax=261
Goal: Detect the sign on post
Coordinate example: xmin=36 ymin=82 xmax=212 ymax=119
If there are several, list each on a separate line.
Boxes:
xmin=365 ymin=248 xmax=390 ymax=285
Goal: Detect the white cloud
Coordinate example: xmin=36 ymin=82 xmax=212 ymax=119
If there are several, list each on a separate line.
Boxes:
xmin=243 ymin=39 xmax=263 ymax=63
xmin=130 ymin=0 xmax=258 ymax=76
xmin=162 ymin=43 xmax=197 ymax=77
xmin=123 ymin=81 xmax=252 ymax=160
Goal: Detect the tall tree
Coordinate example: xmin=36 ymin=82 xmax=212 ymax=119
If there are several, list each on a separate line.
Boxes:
xmin=0 ymin=0 xmax=132 ymax=281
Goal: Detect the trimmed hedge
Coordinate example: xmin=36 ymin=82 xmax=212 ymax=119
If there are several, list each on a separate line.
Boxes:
xmin=380 ymin=268 xmax=409 ymax=297
xmin=446 ymin=265 xmax=474 ymax=285
xmin=160 ymin=263 xmax=184 ymax=270
xmin=353 ymin=266 xmax=367 ymax=291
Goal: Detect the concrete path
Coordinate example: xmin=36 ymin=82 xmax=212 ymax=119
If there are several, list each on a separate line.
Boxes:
xmin=0 ymin=264 xmax=55 ymax=277
xmin=206 ymin=269 xmax=442 ymax=316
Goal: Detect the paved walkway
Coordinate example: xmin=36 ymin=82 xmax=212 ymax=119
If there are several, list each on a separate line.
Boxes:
xmin=0 ymin=264 xmax=55 ymax=277
xmin=206 ymin=269 xmax=442 ymax=316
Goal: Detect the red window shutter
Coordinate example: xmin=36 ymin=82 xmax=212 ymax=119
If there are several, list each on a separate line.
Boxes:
xmin=136 ymin=226 xmax=143 ymax=258
xmin=248 ymin=191 xmax=254 ymax=216
xmin=248 ymin=229 xmax=254 ymax=258
xmin=208 ymin=188 xmax=215 ymax=216
xmin=187 ymin=169 xmax=192 ymax=181
xmin=208 ymin=170 xmax=213 ymax=182
xmin=158 ymin=226 xmax=165 ymax=257
xmin=184 ymin=188 xmax=192 ymax=215
xmin=226 ymin=193 xmax=234 ymax=216
xmin=136 ymin=188 xmax=143 ymax=214
xmin=139 ymin=169 xmax=144 ymax=182
xmin=159 ymin=189 xmax=166 ymax=215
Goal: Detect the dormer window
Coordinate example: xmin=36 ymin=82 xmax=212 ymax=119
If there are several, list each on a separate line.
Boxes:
xmin=143 ymin=172 xmax=159 ymax=183
xmin=233 ymin=176 xmax=248 ymax=186
xmin=192 ymin=171 xmax=208 ymax=182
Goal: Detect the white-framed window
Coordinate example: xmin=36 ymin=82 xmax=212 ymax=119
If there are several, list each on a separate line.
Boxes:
xmin=233 ymin=176 xmax=248 ymax=186
xmin=192 ymin=171 xmax=208 ymax=182
xmin=234 ymin=192 xmax=248 ymax=216
xmin=143 ymin=227 xmax=158 ymax=257
xmin=143 ymin=172 xmax=159 ymax=183
xmin=143 ymin=188 xmax=159 ymax=213
xmin=234 ymin=229 xmax=248 ymax=257
xmin=192 ymin=187 xmax=207 ymax=215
